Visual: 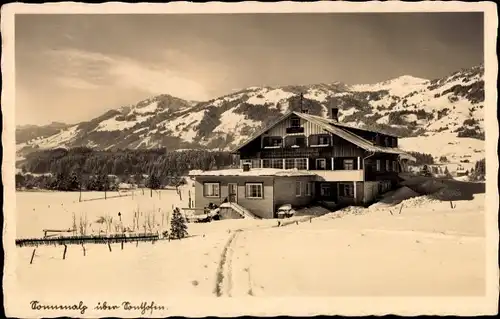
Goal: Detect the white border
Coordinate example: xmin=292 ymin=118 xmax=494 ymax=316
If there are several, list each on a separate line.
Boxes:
xmin=2 ymin=2 xmax=498 ymax=317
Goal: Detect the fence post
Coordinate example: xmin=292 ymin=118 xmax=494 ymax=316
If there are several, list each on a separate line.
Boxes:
xmin=108 ymin=242 xmax=112 ymax=252
xmin=82 ymin=244 xmax=86 ymax=256
xmin=63 ymin=244 xmax=68 ymax=260
xmin=121 ymin=241 xmax=124 ymax=250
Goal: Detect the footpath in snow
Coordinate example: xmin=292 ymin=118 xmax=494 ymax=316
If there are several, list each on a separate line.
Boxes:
xmin=15 ymin=177 xmax=486 ymax=299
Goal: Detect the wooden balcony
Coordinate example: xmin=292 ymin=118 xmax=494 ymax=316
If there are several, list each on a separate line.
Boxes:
xmin=285 ymin=127 xmax=304 ymax=134
xmin=310 ymin=169 xmax=364 ymax=182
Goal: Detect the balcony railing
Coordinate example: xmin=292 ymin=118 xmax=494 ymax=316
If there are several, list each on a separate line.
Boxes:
xmin=310 ymin=170 xmax=364 ymax=182
xmin=286 ymin=127 xmax=304 ymax=134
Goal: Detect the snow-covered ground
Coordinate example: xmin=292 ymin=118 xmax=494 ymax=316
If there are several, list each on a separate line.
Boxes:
xmin=25 ymin=125 xmax=80 ymax=149
xmin=96 ymin=115 xmax=151 ymax=132
xmin=159 ymin=109 xmax=206 ymax=143
xmin=14 ymin=177 xmax=486 ymax=302
xmin=213 ymin=110 xmax=262 ymax=146
xmin=246 ymin=88 xmax=294 ymax=106
xmin=399 ymin=132 xmax=484 ymax=171
xmin=351 ymin=75 xmax=430 ymax=97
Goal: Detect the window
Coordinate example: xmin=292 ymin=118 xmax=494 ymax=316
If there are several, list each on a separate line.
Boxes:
xmin=285 ymin=135 xmax=307 ymax=148
xmin=285 ymin=158 xmax=295 ymax=169
xmin=246 ymin=183 xmax=263 ymax=199
xmin=251 ymin=159 xmax=261 ymax=168
xmin=318 ymin=135 xmax=329 ymax=145
xmin=295 ymin=181 xmax=302 ymax=197
xmin=320 ymin=184 xmax=330 ymax=197
xmin=311 ymin=134 xmax=330 ymax=146
xmin=305 ymin=182 xmax=312 ymax=196
xmin=392 ymin=161 xmax=398 ymax=172
xmin=339 ymin=183 xmax=354 ymax=198
xmin=272 ymin=138 xmax=282 ymax=147
xmin=343 ymin=159 xmax=354 ymax=170
xmin=295 ymin=137 xmax=306 ymax=147
xmin=272 ymin=159 xmax=283 ymax=169
xmin=316 ymin=158 xmax=327 ymax=170
xmin=386 ymin=160 xmax=390 ymax=171
xmin=262 ymin=159 xmax=271 ymax=168
xmin=290 ymin=116 xmax=301 ymax=127
xmin=263 ymin=136 xmax=282 ymax=148
xmin=296 ymin=158 xmax=307 ymax=170
xmin=376 ymin=159 xmax=381 ymax=172
xmin=204 ymin=183 xmax=220 ymax=198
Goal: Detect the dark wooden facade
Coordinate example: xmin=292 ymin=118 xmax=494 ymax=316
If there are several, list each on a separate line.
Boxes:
xmin=236 ymin=112 xmax=402 ymax=183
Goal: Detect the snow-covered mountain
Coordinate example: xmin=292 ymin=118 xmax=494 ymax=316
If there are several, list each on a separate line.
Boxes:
xmin=17 ymin=64 xmax=484 ymax=163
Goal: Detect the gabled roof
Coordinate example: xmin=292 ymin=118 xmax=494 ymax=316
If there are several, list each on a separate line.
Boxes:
xmin=232 ymin=111 xmax=416 ymax=161
xmin=229 ymin=110 xmax=295 ymax=153
xmin=299 ymin=113 xmax=400 ymax=138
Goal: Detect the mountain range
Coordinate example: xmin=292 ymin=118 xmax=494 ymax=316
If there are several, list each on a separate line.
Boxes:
xmin=16 ymin=64 xmax=485 ymax=163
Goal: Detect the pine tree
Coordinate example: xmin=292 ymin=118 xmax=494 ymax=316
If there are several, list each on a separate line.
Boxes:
xmin=444 ymin=166 xmax=452 ymax=178
xmin=146 ymin=173 xmax=161 ymax=190
xmin=170 ymin=208 xmax=188 ymax=240
xmin=471 ymin=158 xmax=485 ymax=181
xmin=421 ymin=164 xmax=431 ymax=176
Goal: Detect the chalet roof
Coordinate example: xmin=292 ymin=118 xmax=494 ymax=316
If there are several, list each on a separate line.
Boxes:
xmin=301 ymin=113 xmax=400 ymax=138
xmin=188 ymin=168 xmax=317 ymax=177
xmin=232 ymin=111 xmax=415 ymax=161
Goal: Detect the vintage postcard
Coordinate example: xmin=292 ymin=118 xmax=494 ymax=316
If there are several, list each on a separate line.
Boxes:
xmin=2 ymin=1 xmax=499 ymax=317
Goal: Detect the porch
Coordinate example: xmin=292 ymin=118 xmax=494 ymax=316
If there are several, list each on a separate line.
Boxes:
xmin=314 ymin=181 xmax=362 ymax=206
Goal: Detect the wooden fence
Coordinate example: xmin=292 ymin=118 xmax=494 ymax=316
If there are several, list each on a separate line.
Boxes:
xmin=15 ymin=233 xmax=160 ymax=248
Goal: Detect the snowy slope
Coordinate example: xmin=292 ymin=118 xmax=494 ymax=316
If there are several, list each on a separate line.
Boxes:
xmin=17 ymin=64 xmax=485 ymax=162
xmin=399 ymin=132 xmax=485 ymax=171
xmin=15 ymin=184 xmax=485 ymax=305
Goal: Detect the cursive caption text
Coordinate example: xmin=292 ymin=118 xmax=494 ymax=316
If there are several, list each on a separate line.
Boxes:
xmin=30 ymin=300 xmax=166 ymax=315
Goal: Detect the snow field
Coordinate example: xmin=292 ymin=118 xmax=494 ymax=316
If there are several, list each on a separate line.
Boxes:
xmin=15 ymin=178 xmax=486 ymax=298
xmin=399 ymin=132 xmax=484 ymax=171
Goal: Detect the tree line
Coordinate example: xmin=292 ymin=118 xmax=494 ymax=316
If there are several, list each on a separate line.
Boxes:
xmin=470 ymin=158 xmax=486 ymax=181
xmin=407 ymin=151 xmax=435 ymax=166
xmin=17 ymin=147 xmax=237 ymax=191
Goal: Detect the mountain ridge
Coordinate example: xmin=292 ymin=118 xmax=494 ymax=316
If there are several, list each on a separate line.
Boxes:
xmin=16 ymin=64 xmax=484 ymax=160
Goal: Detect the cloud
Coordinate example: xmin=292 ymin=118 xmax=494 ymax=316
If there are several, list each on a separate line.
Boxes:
xmin=46 ymin=49 xmax=210 ymax=100
xmin=56 ymin=76 xmax=101 ymax=90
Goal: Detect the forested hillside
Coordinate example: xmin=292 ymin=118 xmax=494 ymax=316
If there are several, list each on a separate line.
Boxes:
xmin=16 ymin=148 xmax=235 ymax=190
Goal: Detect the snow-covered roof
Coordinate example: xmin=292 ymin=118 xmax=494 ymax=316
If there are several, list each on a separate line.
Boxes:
xmin=188 ymin=168 xmax=317 ymax=177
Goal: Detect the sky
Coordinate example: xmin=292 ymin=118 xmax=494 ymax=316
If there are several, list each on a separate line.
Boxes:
xmin=15 ymin=12 xmax=484 ymax=126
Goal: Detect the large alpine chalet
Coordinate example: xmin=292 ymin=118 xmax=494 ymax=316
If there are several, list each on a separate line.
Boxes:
xmin=190 ymin=107 xmax=416 ymax=219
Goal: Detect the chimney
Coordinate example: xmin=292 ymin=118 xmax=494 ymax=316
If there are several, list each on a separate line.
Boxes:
xmin=300 ymin=93 xmax=308 ymax=113
xmin=242 ymin=163 xmax=251 ymax=172
xmin=331 ymin=108 xmax=339 ymax=121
